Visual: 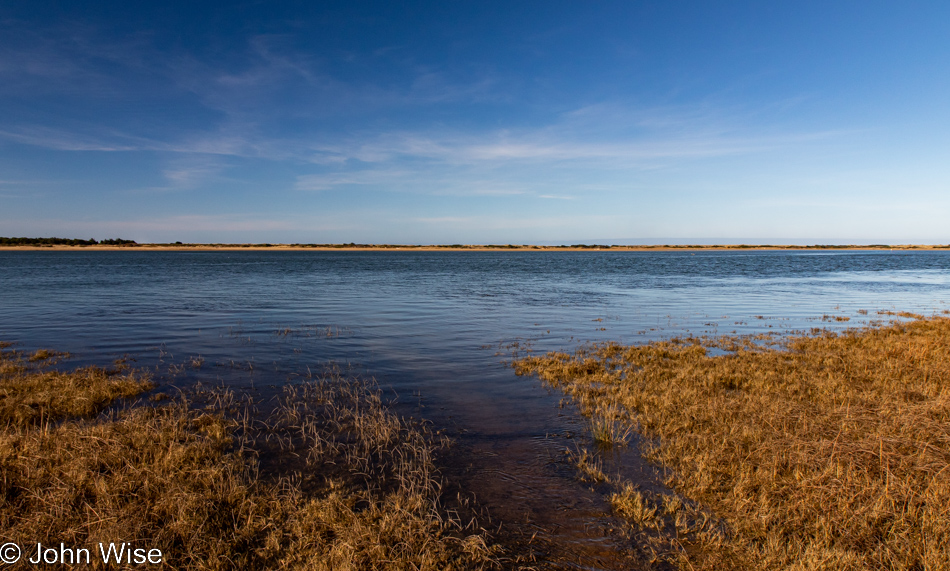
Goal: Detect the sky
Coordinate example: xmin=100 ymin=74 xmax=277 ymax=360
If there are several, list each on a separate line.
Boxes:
xmin=1 ymin=1 xmax=949 ymax=244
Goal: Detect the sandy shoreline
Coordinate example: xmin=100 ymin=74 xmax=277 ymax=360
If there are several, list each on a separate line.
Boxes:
xmin=2 ymin=243 xmax=948 ymax=252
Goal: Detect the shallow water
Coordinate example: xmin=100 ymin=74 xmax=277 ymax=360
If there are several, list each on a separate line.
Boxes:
xmin=2 ymin=250 xmax=949 ymax=568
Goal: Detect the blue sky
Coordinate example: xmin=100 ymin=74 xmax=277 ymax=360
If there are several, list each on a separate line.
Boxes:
xmin=1 ymin=1 xmax=948 ymax=244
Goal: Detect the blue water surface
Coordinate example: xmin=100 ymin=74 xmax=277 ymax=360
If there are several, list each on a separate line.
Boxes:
xmin=2 ymin=250 xmax=948 ymax=397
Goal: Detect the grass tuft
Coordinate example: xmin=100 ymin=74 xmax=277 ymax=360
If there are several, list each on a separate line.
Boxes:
xmin=609 ymin=484 xmax=658 ymax=526
xmin=588 ymin=405 xmax=633 ymax=448
xmin=571 ymin=446 xmax=608 ymax=482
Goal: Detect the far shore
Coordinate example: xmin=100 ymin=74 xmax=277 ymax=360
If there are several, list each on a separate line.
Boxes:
xmin=2 ymin=242 xmax=949 ymax=252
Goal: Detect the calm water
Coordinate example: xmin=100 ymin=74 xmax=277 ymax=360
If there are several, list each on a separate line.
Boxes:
xmin=3 ymin=250 xmax=949 ymax=569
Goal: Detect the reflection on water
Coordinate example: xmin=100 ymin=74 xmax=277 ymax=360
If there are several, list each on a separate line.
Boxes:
xmin=2 ymin=250 xmax=949 ymax=568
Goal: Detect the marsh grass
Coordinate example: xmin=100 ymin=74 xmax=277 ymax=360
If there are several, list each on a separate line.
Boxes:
xmin=515 ymin=316 xmax=950 ymax=570
xmin=0 ymin=346 xmax=151 ymax=427
xmin=571 ymin=446 xmax=608 ymax=483
xmin=273 ymin=324 xmax=353 ymax=340
xmin=0 ymin=345 xmax=501 ymax=570
xmin=588 ymin=405 xmax=633 ymax=449
xmin=610 ymin=484 xmax=657 ymax=526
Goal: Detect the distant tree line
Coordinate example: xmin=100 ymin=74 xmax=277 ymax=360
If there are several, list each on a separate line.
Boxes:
xmin=0 ymin=237 xmax=137 ymax=246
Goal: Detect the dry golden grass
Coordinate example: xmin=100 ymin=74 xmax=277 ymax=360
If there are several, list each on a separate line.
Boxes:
xmin=0 ymin=346 xmax=151 ymax=427
xmin=515 ymin=316 xmax=950 ymax=570
xmin=587 ymin=404 xmax=633 ymax=449
xmin=571 ymin=446 xmax=608 ymax=483
xmin=0 ymin=346 xmax=500 ymax=570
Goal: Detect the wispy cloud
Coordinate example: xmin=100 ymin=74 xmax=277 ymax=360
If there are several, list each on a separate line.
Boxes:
xmin=0 ymin=214 xmax=299 ymax=236
xmin=0 ymin=127 xmax=143 ymax=152
xmin=0 ymin=22 xmax=505 ymax=163
xmin=288 ymin=106 xmax=849 ymax=198
xmin=409 ymin=213 xmax=624 ymax=231
xmin=299 ymin=107 xmax=849 ymax=170
xmin=294 ymin=170 xmax=416 ymax=191
xmin=0 ymin=19 xmax=855 ymax=210
xmin=0 ymin=21 xmax=153 ymax=94
xmin=155 ymin=155 xmax=232 ymax=191
xmin=295 ymin=165 xmax=547 ymax=197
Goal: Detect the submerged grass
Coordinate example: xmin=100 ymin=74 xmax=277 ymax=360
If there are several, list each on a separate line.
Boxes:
xmin=0 ymin=345 xmax=501 ymax=570
xmin=514 ymin=315 xmax=950 ymax=570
